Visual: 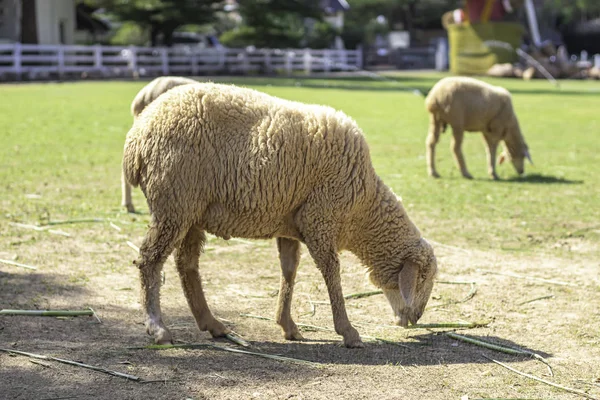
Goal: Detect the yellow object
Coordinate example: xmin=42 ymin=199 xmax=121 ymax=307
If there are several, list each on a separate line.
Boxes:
xmin=481 ymin=0 xmax=496 ymax=23
xmin=447 ymin=22 xmax=525 ymax=75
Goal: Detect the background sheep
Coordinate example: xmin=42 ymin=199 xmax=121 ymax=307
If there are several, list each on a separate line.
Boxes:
xmin=123 ymin=82 xmax=438 ymax=348
xmin=122 ymin=76 xmax=198 ymax=213
xmin=424 ymin=76 xmax=532 ymax=180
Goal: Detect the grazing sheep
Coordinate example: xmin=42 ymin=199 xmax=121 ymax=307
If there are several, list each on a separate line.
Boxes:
xmin=122 ymin=76 xmax=198 ymax=213
xmin=123 ymin=83 xmax=438 ymax=348
xmin=424 ymin=76 xmax=532 ymax=180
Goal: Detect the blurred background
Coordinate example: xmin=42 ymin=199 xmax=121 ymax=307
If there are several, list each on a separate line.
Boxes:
xmin=0 ymin=0 xmax=599 ymax=81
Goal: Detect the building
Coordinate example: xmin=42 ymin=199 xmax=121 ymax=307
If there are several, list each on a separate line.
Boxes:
xmin=0 ymin=0 xmax=76 ymax=44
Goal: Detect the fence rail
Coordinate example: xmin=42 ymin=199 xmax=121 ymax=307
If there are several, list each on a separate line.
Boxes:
xmin=0 ymin=43 xmax=363 ymax=80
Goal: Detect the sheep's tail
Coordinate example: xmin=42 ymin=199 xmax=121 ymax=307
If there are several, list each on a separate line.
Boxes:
xmin=122 ymin=132 xmax=143 ymax=188
xmin=424 ymin=93 xmax=447 ymax=132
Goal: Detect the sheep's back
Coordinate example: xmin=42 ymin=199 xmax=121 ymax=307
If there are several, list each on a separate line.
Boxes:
xmin=128 ymin=83 xmax=375 ymax=235
xmin=426 ymin=77 xmax=508 ymax=132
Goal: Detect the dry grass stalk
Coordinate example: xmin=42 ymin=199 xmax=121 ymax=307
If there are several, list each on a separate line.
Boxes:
xmin=518 ymin=295 xmax=555 ymax=306
xmin=0 ymin=309 xmax=94 ymax=317
xmin=128 ymin=343 xmax=320 ymax=367
xmin=448 ymin=332 xmax=553 ymax=375
xmin=9 ymin=222 xmax=70 ymax=237
xmin=88 ymin=307 xmax=102 ymax=324
xmin=0 ymin=259 xmax=38 ymax=270
xmin=224 ymin=333 xmax=251 ymax=348
xmin=483 ymin=355 xmax=598 ymax=400
xmin=430 ymin=282 xmax=478 ymax=309
xmin=481 ymin=271 xmax=577 ymax=287
xmin=126 ymin=241 xmax=140 ymax=253
xmin=44 ymin=218 xmax=105 ymax=226
xmin=344 ymin=290 xmax=383 ymax=300
xmin=0 ymin=348 xmax=142 ymax=381
xmin=240 ymin=313 xmax=411 ymax=347
xmin=409 ymin=322 xmax=489 ymax=329
xmin=109 ymin=222 xmax=122 ymax=232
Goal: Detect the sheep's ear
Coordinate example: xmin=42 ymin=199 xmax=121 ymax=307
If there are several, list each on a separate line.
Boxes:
xmin=498 ymin=153 xmax=506 ymax=165
xmin=399 ymin=261 xmax=418 ymax=307
xmin=524 ymin=149 xmax=533 ymax=165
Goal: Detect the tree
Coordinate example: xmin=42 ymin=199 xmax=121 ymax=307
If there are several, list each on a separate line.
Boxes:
xmin=220 ymin=0 xmax=326 ymax=48
xmin=83 ymin=0 xmax=224 ymax=46
xmin=341 ymin=0 xmax=462 ymax=48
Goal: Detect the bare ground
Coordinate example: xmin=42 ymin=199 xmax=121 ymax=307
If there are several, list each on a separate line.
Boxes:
xmin=1 ymin=217 xmax=599 ymax=400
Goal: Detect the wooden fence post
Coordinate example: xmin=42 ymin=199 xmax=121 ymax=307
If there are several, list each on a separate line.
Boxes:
xmin=14 ymin=42 xmax=22 ymax=80
xmin=128 ymin=45 xmax=137 ymax=76
xmin=303 ymin=49 xmax=311 ymax=75
xmin=285 ymin=51 xmax=293 ymax=76
xmin=161 ymin=48 xmax=169 ymax=75
xmin=57 ymin=45 xmax=65 ymax=79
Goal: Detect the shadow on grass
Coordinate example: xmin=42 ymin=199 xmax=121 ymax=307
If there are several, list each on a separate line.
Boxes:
xmin=504 ymin=173 xmax=583 ymax=185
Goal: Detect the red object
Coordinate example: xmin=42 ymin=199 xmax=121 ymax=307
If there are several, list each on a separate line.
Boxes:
xmin=466 ymin=0 xmax=506 ymax=22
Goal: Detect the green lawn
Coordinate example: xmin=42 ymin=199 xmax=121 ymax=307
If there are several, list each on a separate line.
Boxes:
xmin=1 ymin=73 xmax=598 ymax=255
xmin=1 ymin=73 xmax=599 ymax=399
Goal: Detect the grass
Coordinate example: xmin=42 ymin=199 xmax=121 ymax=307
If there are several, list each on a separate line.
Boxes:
xmin=1 ymin=71 xmax=599 ymax=400
xmin=1 ymin=73 xmax=599 ymax=255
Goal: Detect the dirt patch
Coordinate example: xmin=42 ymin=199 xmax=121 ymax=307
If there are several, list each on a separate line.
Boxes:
xmin=1 ymin=221 xmax=599 ymax=400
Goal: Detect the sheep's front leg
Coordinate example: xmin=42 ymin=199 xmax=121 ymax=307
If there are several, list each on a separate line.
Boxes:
xmin=483 ymin=134 xmax=500 ymax=180
xmin=426 ymin=115 xmax=442 ymax=178
xmin=137 ymin=219 xmax=186 ymax=344
xmin=450 ymin=127 xmax=473 ymax=179
xmin=275 ymin=237 xmax=303 ymax=340
xmin=303 ymin=238 xmax=362 ymax=348
xmin=175 ymin=225 xmax=229 ymax=338
xmin=121 ymin=169 xmax=135 ymax=213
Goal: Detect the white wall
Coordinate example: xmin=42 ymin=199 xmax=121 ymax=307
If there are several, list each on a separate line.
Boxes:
xmin=0 ymin=0 xmax=21 ymax=43
xmin=35 ymin=0 xmax=75 ymax=44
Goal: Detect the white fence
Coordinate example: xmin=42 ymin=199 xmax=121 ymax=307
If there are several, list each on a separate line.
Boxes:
xmin=0 ymin=43 xmax=363 ymax=80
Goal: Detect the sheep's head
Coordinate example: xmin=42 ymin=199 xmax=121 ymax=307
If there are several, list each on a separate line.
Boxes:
xmin=381 ymin=240 xmax=437 ymax=327
xmin=498 ymin=147 xmax=533 ymax=176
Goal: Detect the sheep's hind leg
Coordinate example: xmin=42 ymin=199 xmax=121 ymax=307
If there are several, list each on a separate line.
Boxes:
xmin=175 ymin=224 xmax=230 ymax=338
xmin=137 ymin=219 xmax=187 ymax=344
xmin=275 ymin=237 xmax=303 ymax=341
xmin=426 ymin=115 xmax=442 ymax=178
xmin=451 ymin=127 xmax=473 ymax=179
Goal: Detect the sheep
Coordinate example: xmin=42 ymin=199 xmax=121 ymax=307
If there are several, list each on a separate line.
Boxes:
xmin=424 ymin=76 xmax=532 ymax=180
xmin=122 ymin=76 xmax=198 ymax=213
xmin=122 ymin=82 xmax=438 ymax=348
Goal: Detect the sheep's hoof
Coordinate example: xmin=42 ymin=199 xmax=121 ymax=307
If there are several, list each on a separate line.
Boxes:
xmin=462 ymin=173 xmax=474 ymax=180
xmin=429 ymin=171 xmax=441 ymax=179
xmin=490 ymin=173 xmax=499 ymax=181
xmin=343 ymin=337 xmax=365 ymax=348
xmin=283 ymin=329 xmax=304 ymax=341
xmin=124 ymin=203 xmax=136 ymax=213
xmin=148 ymin=326 xmax=173 ymax=345
xmin=204 ymin=320 xmax=231 ymax=338
xmin=342 ymin=329 xmax=364 ymax=348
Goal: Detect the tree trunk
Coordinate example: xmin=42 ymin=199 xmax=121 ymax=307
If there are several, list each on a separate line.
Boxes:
xmin=21 ymin=0 xmax=38 ymax=44
xmin=150 ymin=25 xmax=160 ymax=47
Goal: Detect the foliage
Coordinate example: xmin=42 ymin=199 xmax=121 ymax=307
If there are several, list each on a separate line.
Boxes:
xmin=83 ymin=0 xmax=224 ymax=46
xmin=220 ymin=0 xmax=326 ymax=49
xmin=544 ymin=0 xmax=600 ymax=26
xmin=109 ymin=21 xmax=148 ymax=46
xmin=341 ymin=0 xmax=461 ymax=48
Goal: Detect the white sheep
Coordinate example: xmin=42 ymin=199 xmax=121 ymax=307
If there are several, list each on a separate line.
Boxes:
xmin=424 ymin=76 xmax=532 ymax=180
xmin=122 ymin=76 xmax=198 ymax=213
xmin=123 ymin=82 xmax=438 ymax=348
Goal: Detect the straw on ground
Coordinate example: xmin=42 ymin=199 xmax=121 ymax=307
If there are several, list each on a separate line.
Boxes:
xmin=0 ymin=259 xmax=38 ymax=270
xmin=483 ymin=355 xmax=598 ymax=400
xmin=128 ymin=343 xmax=320 ymax=367
xmin=0 ymin=348 xmax=142 ymax=381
